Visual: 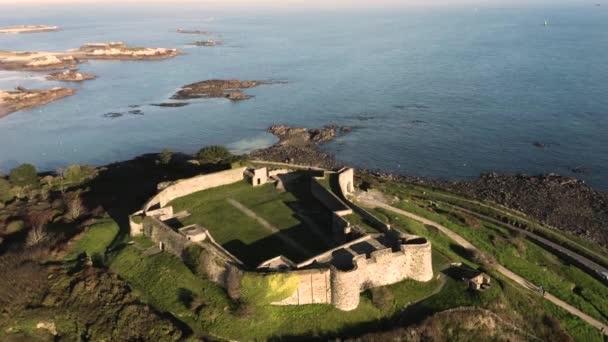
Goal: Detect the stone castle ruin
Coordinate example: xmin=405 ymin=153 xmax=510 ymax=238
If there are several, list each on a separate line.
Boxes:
xmin=130 ymin=165 xmax=433 ymax=311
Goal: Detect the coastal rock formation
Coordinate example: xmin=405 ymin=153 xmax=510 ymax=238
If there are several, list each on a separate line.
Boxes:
xmin=192 ymin=40 xmax=223 ymax=46
xmin=171 ymin=79 xmax=274 ymax=101
xmin=0 ymin=87 xmax=75 ymax=118
xmin=372 ymin=170 xmax=608 ymax=247
xmin=0 ymin=25 xmax=60 ymax=34
xmin=77 ymin=42 xmax=182 ymax=60
xmin=150 ymin=102 xmax=189 ymax=107
xmin=444 ymin=173 xmax=608 ymax=246
xmin=176 ymin=29 xmax=211 ymax=35
xmin=0 ymin=42 xmax=182 ymax=71
xmin=250 ymin=125 xmax=352 ymax=168
xmin=46 ymin=70 xmax=96 ymax=82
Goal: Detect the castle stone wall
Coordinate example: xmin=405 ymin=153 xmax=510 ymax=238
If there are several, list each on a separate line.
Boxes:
xmin=273 ymin=268 xmax=332 ymax=306
xmin=330 ymin=266 xmax=361 ymax=311
xmin=402 ymin=241 xmax=434 ymax=282
xmin=337 ymin=168 xmax=355 ymax=196
xmin=143 ymin=217 xmax=187 ymax=257
xmin=144 ymin=167 xmax=246 ymax=212
xmin=310 ymin=178 xmax=352 ymax=215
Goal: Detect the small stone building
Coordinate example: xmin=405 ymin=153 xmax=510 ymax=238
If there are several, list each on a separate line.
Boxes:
xmin=467 ymin=272 xmax=491 ymax=291
xmin=245 ymin=167 xmax=268 ymax=186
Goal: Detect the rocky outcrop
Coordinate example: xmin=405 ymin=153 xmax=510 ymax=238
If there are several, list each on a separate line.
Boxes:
xmin=0 ymin=87 xmax=75 ymax=118
xmin=77 ymin=42 xmax=182 ymax=60
xmin=176 ymin=29 xmax=212 ymax=35
xmin=443 ymin=172 xmax=608 ymax=246
xmin=0 ymin=42 xmax=182 ymax=71
xmin=46 ymin=70 xmax=96 ymax=82
xmin=0 ymin=25 xmax=60 ymax=34
xmin=366 ymin=170 xmax=608 ymax=247
xmin=171 ymin=79 xmax=276 ymax=101
xmin=249 ymin=125 xmax=352 ymax=168
xmin=192 ymin=40 xmax=223 ymax=46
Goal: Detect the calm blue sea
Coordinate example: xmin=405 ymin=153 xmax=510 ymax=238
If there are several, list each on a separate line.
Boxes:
xmin=1 ymin=3 xmax=607 ymax=189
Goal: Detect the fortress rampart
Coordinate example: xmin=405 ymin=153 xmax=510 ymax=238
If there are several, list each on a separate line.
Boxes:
xmin=132 ymin=165 xmax=433 ymax=311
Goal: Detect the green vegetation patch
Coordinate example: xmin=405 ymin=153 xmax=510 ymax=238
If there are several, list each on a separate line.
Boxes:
xmin=170 ymin=180 xmax=334 ymax=265
xmin=240 ymin=272 xmax=300 ymax=305
xmin=109 ymin=245 xmax=444 ymax=340
xmin=67 ymin=218 xmax=119 ymax=261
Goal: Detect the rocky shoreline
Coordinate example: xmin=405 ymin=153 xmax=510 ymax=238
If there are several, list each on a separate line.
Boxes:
xmin=0 ymin=87 xmax=75 ymax=118
xmin=0 ymin=25 xmax=60 ymax=34
xmin=46 ymin=70 xmax=96 ymax=82
xmin=171 ymin=79 xmax=280 ymax=101
xmin=0 ymin=42 xmax=182 ymax=72
xmin=249 ymin=124 xmax=353 ymax=169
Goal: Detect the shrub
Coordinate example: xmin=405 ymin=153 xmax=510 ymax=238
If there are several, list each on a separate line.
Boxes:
xmin=5 ymin=220 xmax=25 ymax=234
xmin=196 ymin=145 xmax=233 ymax=165
xmin=63 ymin=164 xmax=83 ymax=184
xmin=9 ymin=164 xmax=39 ymax=188
xmin=64 ymin=192 xmax=86 ymax=222
xmin=26 ymin=209 xmax=54 ymax=246
xmin=239 ymin=272 xmax=299 ymax=305
xmin=371 ymin=286 xmax=394 ymax=311
xmin=159 ymin=148 xmax=172 ymax=165
xmin=0 ymin=178 xmax=14 ymax=204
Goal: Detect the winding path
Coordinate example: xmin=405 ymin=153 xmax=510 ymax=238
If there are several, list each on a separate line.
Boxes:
xmin=355 ymin=195 xmax=608 ymax=336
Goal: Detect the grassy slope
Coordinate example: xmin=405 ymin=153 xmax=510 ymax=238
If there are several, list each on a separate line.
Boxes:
xmin=372 ymin=209 xmax=602 ymax=341
xmin=109 ymin=238 xmax=444 ymax=340
xmin=66 ymin=217 xmax=119 ymax=260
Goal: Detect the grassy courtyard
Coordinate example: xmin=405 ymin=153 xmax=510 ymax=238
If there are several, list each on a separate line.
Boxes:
xmin=168 ymin=180 xmax=336 ymax=266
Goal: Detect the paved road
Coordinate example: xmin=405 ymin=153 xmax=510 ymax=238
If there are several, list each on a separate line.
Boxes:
xmin=442 ymin=202 xmax=608 ymax=281
xmin=356 ymin=196 xmax=608 ymax=336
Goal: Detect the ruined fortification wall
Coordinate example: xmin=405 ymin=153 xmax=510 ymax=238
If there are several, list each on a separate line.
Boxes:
xmin=402 ymin=241 xmax=434 ymax=282
xmin=337 ymin=168 xmax=354 ymax=196
xmin=143 ymin=216 xmax=188 ymax=257
xmin=144 ymin=167 xmax=246 ymax=211
xmin=310 ymin=178 xmax=352 ymax=215
xmin=273 ymin=268 xmax=331 ymax=306
xmin=330 ymin=265 xmax=362 ymax=311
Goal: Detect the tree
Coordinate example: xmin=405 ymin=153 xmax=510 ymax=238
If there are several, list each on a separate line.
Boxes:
xmin=159 ymin=148 xmax=172 ymax=165
xmin=9 ymin=164 xmax=39 ymax=188
xmin=196 ymin=145 xmax=233 ymax=165
xmin=0 ymin=178 xmax=14 ymax=204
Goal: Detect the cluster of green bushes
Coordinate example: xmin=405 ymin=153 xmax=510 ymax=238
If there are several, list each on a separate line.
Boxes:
xmin=0 ymin=163 xmax=98 ymax=207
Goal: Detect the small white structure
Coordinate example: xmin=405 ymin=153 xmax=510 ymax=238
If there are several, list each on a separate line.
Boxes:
xmin=245 ymin=167 xmax=268 ymax=186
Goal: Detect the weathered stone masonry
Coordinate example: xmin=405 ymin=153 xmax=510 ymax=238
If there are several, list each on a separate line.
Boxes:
xmin=131 ymin=166 xmax=434 ymax=311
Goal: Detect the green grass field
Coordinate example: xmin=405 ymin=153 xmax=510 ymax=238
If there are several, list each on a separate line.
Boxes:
xmin=169 ymin=180 xmax=336 ymax=265
xmin=66 ymin=217 xmax=119 ymax=262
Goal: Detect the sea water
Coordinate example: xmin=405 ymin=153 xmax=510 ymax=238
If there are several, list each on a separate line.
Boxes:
xmin=1 ymin=3 xmax=607 ymax=189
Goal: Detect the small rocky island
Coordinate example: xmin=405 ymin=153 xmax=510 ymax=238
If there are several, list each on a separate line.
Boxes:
xmin=171 ymin=79 xmax=278 ymax=101
xmin=0 ymin=42 xmax=182 ymax=71
xmin=46 ymin=69 xmax=96 ymax=82
xmin=176 ymin=29 xmax=211 ymax=35
xmin=192 ymin=40 xmax=223 ymax=47
xmin=0 ymin=25 xmax=60 ymax=34
xmin=0 ymin=87 xmax=75 ymax=118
